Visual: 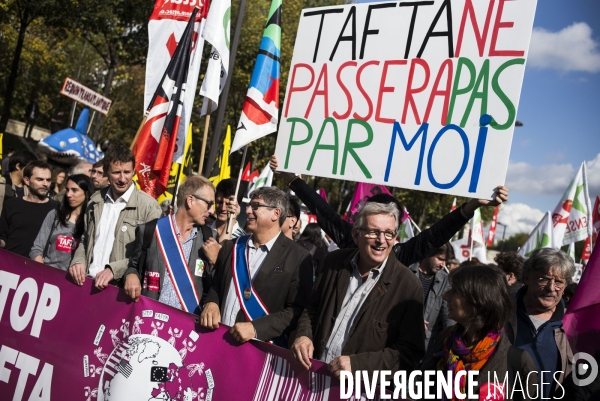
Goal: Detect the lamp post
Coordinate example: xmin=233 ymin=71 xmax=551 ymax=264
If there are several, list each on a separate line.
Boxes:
xmin=496 ymin=222 xmax=507 ymax=252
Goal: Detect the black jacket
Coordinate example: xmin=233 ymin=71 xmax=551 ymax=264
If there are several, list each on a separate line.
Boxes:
xmin=205 ymin=234 xmax=314 ymax=342
xmin=290 ymin=178 xmax=469 ymax=266
xmin=296 ymin=248 xmax=425 ymax=375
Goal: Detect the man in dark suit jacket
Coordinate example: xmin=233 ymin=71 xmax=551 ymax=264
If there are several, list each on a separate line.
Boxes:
xmin=200 ymin=187 xmax=313 ymax=344
xmin=292 ymin=201 xmax=425 ymax=378
xmin=124 ymin=176 xmax=215 ymax=315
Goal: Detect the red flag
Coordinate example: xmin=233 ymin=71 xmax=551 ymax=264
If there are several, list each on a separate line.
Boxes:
xmin=450 ymin=197 xmax=457 ymax=213
xmin=582 ymin=236 xmax=591 ymax=264
xmin=133 ymin=9 xmax=198 ymax=198
xmin=241 ymin=162 xmax=251 ymax=181
xmin=248 ymin=169 xmax=260 ymax=183
xmin=486 ymin=206 xmax=499 ymax=247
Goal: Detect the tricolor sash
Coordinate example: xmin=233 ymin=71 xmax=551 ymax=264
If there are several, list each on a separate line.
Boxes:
xmin=231 ymin=235 xmax=270 ymax=321
xmin=155 ymin=215 xmax=200 ymax=314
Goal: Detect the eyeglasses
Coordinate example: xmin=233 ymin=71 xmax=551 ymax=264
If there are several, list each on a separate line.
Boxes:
xmin=192 ymin=194 xmax=214 ymax=209
xmin=357 ymin=228 xmax=397 ymax=241
xmin=249 ymin=201 xmax=275 ymax=211
xmin=536 ymin=276 xmax=566 ymax=290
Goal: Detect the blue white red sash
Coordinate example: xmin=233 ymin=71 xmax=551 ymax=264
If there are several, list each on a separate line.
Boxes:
xmin=155 ymin=215 xmax=200 ymax=314
xmin=231 ymin=235 xmax=270 ymax=321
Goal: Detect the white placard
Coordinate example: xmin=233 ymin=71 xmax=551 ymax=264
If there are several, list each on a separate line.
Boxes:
xmin=275 ymin=0 xmax=537 ymax=198
xmin=60 ymin=77 xmax=112 ymax=115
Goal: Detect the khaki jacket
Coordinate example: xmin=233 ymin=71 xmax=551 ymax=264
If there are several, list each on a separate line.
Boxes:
xmin=71 ymin=186 xmax=162 ymax=282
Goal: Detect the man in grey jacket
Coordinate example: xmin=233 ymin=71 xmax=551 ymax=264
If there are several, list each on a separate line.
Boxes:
xmin=123 ymin=176 xmax=215 ymax=314
xmin=408 ymin=242 xmax=455 ymax=351
xmin=69 ymin=144 xmax=161 ymax=290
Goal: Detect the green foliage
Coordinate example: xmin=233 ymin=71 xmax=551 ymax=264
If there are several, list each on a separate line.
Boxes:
xmin=489 ymin=232 xmax=529 ymax=252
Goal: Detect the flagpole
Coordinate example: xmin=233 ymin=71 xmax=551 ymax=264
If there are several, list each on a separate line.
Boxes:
xmin=226 ymin=145 xmax=248 ymax=234
xmin=199 ymin=100 xmax=212 ymax=172
xmin=171 ymin=162 xmax=184 ymax=209
xmin=469 ymin=238 xmax=474 ymax=261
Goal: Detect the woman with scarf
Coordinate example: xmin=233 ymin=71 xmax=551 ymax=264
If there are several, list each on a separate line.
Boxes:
xmin=420 ymin=264 xmax=538 ymax=400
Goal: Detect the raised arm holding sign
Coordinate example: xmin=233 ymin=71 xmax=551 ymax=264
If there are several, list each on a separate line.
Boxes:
xmin=274 ymin=0 xmax=537 ymax=199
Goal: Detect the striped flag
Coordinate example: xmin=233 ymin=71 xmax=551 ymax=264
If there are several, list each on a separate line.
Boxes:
xmin=134 ymin=9 xmax=199 ymax=198
xmin=230 ymin=0 xmax=281 ymax=152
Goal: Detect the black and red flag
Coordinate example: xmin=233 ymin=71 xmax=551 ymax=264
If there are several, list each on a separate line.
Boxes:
xmin=133 ymin=8 xmax=199 ymax=199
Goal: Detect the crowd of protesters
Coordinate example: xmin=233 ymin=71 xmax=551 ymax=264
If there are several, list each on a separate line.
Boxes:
xmin=0 ymin=145 xmax=596 ymax=400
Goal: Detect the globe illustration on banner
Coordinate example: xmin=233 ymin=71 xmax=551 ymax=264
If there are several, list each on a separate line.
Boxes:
xmin=97 ymin=334 xmax=183 ymax=401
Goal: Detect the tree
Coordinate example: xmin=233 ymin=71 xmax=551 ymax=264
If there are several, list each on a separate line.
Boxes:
xmin=0 ymin=0 xmax=67 ymax=132
xmin=67 ymin=0 xmax=153 ymax=141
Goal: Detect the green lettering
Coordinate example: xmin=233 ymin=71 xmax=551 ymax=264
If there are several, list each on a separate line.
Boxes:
xmin=307 ymin=118 xmax=339 ymax=174
xmin=491 ymin=58 xmax=525 ymax=130
xmin=460 ymin=59 xmax=489 ymax=127
xmin=447 ymin=58 xmax=476 ymax=125
xmin=285 ymin=117 xmax=313 ymax=169
xmin=341 ymin=119 xmax=373 ymax=178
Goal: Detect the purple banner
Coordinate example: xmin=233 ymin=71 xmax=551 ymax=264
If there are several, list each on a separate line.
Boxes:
xmin=346 ymin=183 xmax=393 ymax=224
xmin=0 ymin=250 xmax=344 ymax=401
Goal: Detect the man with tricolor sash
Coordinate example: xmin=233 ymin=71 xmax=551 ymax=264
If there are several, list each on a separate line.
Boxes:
xmin=200 ymin=187 xmax=313 ymax=346
xmin=123 ymin=176 xmax=216 ymax=315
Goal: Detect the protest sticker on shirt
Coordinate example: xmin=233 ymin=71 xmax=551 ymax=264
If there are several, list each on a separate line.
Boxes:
xmin=195 ymin=259 xmax=205 ymax=277
xmin=55 ymin=235 xmax=78 ymax=253
xmin=275 ymin=0 xmax=537 ymax=198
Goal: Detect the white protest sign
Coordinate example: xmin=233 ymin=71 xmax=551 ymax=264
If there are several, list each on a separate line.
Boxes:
xmin=275 ymin=0 xmax=537 ymax=198
xmin=60 ymin=77 xmax=112 ymax=115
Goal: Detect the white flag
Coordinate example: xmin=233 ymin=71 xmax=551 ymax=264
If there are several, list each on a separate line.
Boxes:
xmin=199 ymin=0 xmax=231 ymax=115
xmin=451 ymin=237 xmax=488 ymax=264
xmin=518 ymin=211 xmax=554 ymax=257
xmin=144 ymin=8 xmax=206 ymax=163
xmin=398 ymin=209 xmax=414 ymax=244
xmin=243 ymin=163 xmax=273 ymax=202
xmin=567 ymin=242 xmax=576 ymax=262
xmin=470 ymin=209 xmax=486 ymax=246
xmin=552 ymin=162 xmax=593 ymax=247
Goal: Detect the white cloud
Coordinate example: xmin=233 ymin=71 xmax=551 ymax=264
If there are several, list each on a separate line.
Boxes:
xmin=497 ymin=203 xmax=545 ymax=237
xmin=528 ymin=23 xmax=600 ymax=73
xmin=506 ymin=153 xmax=600 ymax=197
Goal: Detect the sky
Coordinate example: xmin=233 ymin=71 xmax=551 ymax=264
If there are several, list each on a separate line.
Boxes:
xmin=353 ymin=0 xmax=600 ymax=237
xmin=496 ymin=0 xmax=600 ymax=237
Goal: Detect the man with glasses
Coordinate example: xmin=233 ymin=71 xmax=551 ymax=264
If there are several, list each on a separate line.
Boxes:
xmin=292 ymin=201 xmax=425 ymax=380
xmin=200 ymin=187 xmax=313 ymax=346
xmin=123 ymin=176 xmax=215 ymax=314
xmin=506 ymin=248 xmax=575 ymax=399
xmin=69 ymin=144 xmax=161 ymax=290
xmin=90 ymin=160 xmax=109 ymax=190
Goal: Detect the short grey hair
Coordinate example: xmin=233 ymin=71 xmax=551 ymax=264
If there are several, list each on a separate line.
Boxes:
xmin=70 ymin=161 xmax=93 ymax=175
xmin=353 ymin=202 xmax=400 ymax=232
xmin=522 ymin=248 xmax=576 ymax=284
xmin=249 ymin=187 xmax=288 ymax=227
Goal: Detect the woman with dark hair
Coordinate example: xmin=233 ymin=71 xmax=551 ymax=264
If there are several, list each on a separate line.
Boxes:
xmin=30 ymin=174 xmax=95 ymax=270
xmin=48 ymin=167 xmax=67 ymax=198
xmin=296 ymin=223 xmax=328 ymax=284
xmin=421 ymin=265 xmax=538 ymax=400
